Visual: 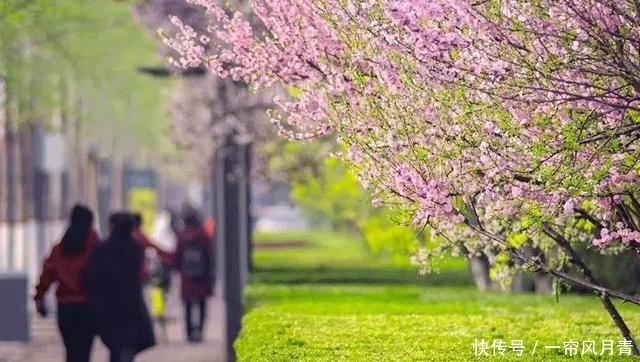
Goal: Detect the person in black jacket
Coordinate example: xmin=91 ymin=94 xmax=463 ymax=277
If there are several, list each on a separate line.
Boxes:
xmin=85 ymin=212 xmax=155 ymax=362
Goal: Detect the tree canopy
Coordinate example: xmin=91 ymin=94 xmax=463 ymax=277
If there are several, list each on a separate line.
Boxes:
xmin=0 ymin=0 xmax=171 ymax=159
xmin=166 ymin=0 xmax=640 ymax=350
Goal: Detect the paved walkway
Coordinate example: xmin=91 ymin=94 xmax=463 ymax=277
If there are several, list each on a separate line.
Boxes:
xmin=0 ymin=284 xmax=224 ymax=362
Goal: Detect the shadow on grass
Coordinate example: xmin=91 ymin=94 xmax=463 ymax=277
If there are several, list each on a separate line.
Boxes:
xmin=243 ymin=266 xmax=473 ymax=313
xmin=250 ymin=266 xmax=473 ymax=287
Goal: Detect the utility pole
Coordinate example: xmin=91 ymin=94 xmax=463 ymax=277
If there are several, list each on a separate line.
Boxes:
xmin=214 ymin=134 xmax=243 ymax=362
xmin=244 ymin=142 xmax=253 ymax=272
xmin=138 ymin=67 xmax=252 ymax=361
xmin=238 ymin=141 xmax=252 ymax=285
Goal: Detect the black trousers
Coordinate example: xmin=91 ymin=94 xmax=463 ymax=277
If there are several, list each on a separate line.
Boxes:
xmin=57 ymin=302 xmax=95 ymax=362
xmin=184 ymin=298 xmax=206 ymax=340
xmin=109 ymin=346 xmax=136 ymax=362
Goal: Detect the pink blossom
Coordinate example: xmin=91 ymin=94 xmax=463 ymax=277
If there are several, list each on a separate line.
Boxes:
xmin=165 ymin=0 xmax=640 ymax=257
xmin=562 ymin=199 xmax=576 ymax=216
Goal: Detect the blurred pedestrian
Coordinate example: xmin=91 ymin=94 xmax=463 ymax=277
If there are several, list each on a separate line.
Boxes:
xmin=169 ymin=208 xmax=185 ymax=235
xmin=34 ymin=204 xmax=99 ymax=362
xmin=131 ymin=212 xmax=173 ymax=343
xmin=173 ymin=207 xmax=214 ymax=343
xmin=131 ymin=212 xmax=172 ymax=283
xmin=85 ymin=212 xmax=155 ymax=362
xmin=203 ymin=215 xmax=216 ymax=240
xmin=150 ymin=209 xmax=178 ymax=257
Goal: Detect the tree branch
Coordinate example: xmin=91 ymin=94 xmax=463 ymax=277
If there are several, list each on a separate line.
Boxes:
xmin=543 ymin=224 xmax=639 ymax=354
xmin=467 ymin=223 xmax=640 ymax=306
xmin=574 ymin=208 xmax=605 ymax=229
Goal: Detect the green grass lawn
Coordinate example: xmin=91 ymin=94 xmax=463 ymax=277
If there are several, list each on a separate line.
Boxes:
xmin=238 ymin=284 xmax=639 ymax=361
xmin=240 ymin=230 xmax=640 ymax=361
xmin=253 ymin=229 xmax=402 ymax=268
xmin=252 ymin=230 xmax=471 ymax=286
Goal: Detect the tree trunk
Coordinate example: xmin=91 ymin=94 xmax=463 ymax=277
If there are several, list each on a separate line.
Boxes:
xmin=544 ymin=226 xmax=639 ymax=355
xmin=533 ymin=272 xmax=553 ymax=294
xmin=469 ymin=253 xmax=492 ymax=291
xmin=469 ymin=224 xmax=639 ymax=354
xmin=512 ymin=245 xmax=535 ymax=292
xmin=511 ymin=271 xmax=534 ymax=292
xmin=19 ymin=128 xmax=34 ymax=221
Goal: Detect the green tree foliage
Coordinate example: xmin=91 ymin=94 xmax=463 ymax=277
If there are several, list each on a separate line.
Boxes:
xmin=266 ymin=138 xmax=426 ymax=265
xmin=0 ymin=0 xmax=170 ymax=157
xmin=359 ymin=210 xmax=422 ymax=267
xmin=268 ymin=139 xmax=369 ymax=231
xmin=290 ymin=156 xmax=368 ymax=231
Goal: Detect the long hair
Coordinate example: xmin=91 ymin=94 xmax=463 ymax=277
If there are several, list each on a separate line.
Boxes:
xmin=61 ymin=205 xmax=94 ymax=255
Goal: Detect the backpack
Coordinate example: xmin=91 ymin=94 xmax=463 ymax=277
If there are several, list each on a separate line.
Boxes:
xmin=181 ymin=240 xmax=209 ymax=279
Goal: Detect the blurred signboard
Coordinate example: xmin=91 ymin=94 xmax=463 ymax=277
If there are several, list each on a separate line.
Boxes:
xmin=123 ymin=168 xmax=157 ymax=234
xmin=34 ymin=130 xmax=67 ymax=173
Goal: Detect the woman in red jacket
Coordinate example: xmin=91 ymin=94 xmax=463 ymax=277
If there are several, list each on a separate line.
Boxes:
xmin=34 ymin=205 xmax=99 ymax=362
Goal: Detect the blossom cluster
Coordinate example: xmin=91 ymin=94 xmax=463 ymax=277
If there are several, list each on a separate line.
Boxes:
xmin=165 ymin=0 xmax=640 ymax=256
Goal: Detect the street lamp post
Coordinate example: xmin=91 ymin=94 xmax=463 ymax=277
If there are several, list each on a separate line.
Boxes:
xmin=214 ymin=134 xmax=243 ymax=362
xmin=139 ymin=66 xmax=251 ymax=362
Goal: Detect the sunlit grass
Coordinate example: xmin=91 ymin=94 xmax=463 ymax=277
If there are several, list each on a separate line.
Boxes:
xmin=241 ymin=230 xmax=639 ymax=361
xmin=238 ymin=284 xmax=640 ymax=362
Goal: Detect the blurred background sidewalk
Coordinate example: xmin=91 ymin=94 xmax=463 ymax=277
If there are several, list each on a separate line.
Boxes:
xmin=0 ymin=284 xmax=223 ymax=362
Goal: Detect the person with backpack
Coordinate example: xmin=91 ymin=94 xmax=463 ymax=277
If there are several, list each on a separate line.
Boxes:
xmin=173 ymin=207 xmax=214 ymax=343
xmin=34 ymin=204 xmax=99 ymax=362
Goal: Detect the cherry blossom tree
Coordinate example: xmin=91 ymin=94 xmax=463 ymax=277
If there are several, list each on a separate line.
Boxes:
xmin=165 ymin=0 xmax=640 ymax=351
xmin=133 ymin=0 xmax=276 ymax=179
